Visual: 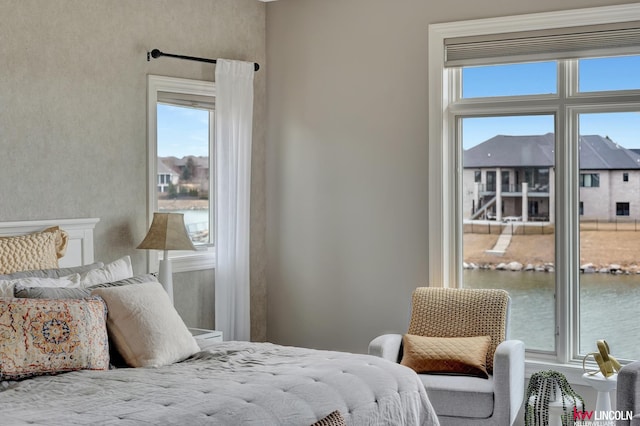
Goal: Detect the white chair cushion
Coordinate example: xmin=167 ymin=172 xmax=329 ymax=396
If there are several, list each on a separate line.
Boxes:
xmin=419 ymin=373 xmax=495 ymax=418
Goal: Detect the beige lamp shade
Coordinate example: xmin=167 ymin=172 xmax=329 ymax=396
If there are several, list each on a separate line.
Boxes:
xmin=137 ymin=212 xmax=196 ymax=251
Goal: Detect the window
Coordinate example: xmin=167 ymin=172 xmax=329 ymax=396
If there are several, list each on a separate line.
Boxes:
xmin=579 ymin=174 xmax=600 ymax=188
xmin=501 ymin=170 xmax=510 ymax=193
xmin=486 ymin=171 xmax=496 ymax=192
xmin=429 ymin=4 xmax=640 ymax=375
xmin=147 ymin=75 xmax=216 ymax=272
xmin=474 ymin=171 xmax=481 ymax=183
xmin=617 ymin=202 xmax=630 ymax=216
xmin=623 ymin=172 xmax=629 ymax=182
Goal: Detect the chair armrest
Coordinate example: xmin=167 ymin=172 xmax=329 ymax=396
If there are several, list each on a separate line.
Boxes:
xmin=492 ymin=339 xmax=525 ymax=426
xmin=368 ymin=334 xmax=403 ymax=363
xmin=618 ymin=361 xmax=640 ymax=426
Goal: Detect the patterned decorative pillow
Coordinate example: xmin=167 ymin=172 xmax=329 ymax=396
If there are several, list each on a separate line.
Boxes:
xmin=311 ymin=410 xmax=346 ymax=426
xmin=0 ymin=229 xmax=59 ymax=274
xmin=0 ymin=297 xmax=109 ymax=380
xmin=400 ymin=334 xmax=492 ymax=378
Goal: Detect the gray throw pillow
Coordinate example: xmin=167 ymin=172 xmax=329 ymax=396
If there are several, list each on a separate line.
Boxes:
xmin=0 ymin=262 xmax=104 ymax=280
xmin=14 ymin=274 xmax=158 ymax=299
xmin=14 ymin=285 xmax=91 ymax=299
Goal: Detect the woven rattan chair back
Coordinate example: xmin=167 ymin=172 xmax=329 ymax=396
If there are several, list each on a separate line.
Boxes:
xmin=407 ymin=287 xmax=509 ymax=374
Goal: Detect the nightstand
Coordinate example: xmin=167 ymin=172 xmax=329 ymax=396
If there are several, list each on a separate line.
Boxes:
xmin=189 ymin=328 xmax=223 ymax=342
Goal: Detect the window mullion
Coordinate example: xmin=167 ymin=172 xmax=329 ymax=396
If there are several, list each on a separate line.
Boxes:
xmin=566 ymin=61 xmax=582 ymax=363
xmin=555 ymin=59 xmax=576 ymax=364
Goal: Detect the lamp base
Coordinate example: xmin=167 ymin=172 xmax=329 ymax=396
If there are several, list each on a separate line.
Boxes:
xmin=158 ymin=257 xmax=173 ymax=304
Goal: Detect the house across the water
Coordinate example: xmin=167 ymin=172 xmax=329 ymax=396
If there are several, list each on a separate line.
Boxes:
xmin=463 ymin=133 xmax=640 ymax=222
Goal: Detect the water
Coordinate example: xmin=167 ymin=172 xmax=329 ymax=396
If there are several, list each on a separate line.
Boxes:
xmin=464 ymin=269 xmax=640 ymax=360
xmin=165 ymin=209 xmax=210 ymax=243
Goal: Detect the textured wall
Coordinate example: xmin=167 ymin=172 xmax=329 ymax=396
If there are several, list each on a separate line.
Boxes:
xmin=0 ymin=0 xmax=267 ymax=340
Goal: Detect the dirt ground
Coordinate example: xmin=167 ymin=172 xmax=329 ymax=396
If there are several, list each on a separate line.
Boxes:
xmin=158 ymin=199 xmax=208 ymax=210
xmin=464 ymin=230 xmax=640 ymax=268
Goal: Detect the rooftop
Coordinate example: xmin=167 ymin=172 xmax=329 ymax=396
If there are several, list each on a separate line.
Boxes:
xmin=464 ymin=133 xmax=640 ymax=170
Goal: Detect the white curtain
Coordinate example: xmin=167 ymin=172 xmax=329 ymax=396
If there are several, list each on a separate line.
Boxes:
xmin=214 ymin=59 xmax=254 ymax=341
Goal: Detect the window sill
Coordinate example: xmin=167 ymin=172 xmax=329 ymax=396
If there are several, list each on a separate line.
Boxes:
xmin=166 ymin=249 xmax=216 ymax=273
xmin=526 ymin=357 xmax=598 ymax=386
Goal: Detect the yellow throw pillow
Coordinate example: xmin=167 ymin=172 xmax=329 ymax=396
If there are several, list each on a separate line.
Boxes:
xmin=400 ymin=334 xmax=491 ymax=378
xmin=0 ymin=229 xmax=59 ymax=274
xmin=42 ymin=226 xmax=69 ymax=259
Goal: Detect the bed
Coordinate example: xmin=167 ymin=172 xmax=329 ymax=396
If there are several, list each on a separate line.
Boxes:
xmin=0 ymin=218 xmax=439 ymax=426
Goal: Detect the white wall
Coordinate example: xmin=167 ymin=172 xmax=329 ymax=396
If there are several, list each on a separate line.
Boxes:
xmin=265 ymin=0 xmax=632 ymax=422
xmin=265 ymin=0 xmax=633 ymax=352
xmin=0 ymin=0 xmax=267 ymax=339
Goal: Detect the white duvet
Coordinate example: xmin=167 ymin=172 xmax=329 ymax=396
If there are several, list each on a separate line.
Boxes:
xmin=0 ymin=341 xmax=439 ymax=426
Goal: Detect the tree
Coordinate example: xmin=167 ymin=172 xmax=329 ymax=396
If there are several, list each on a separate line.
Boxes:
xmin=167 ymin=182 xmax=178 ymax=199
xmin=181 ymin=157 xmax=196 ymax=182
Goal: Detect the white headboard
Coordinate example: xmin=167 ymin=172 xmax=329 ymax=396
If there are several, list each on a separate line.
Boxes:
xmin=0 ymin=218 xmax=100 ymax=267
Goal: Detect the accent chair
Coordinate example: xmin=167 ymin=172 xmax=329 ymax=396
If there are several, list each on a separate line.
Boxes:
xmin=617 ymin=360 xmax=640 ymax=426
xmin=369 ymin=287 xmax=525 ymax=426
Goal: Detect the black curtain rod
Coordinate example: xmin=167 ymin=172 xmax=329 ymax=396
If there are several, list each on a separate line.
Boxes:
xmin=147 ymin=49 xmax=260 ymax=72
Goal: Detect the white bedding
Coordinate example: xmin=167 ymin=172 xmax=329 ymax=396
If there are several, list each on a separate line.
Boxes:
xmin=0 ymin=340 xmax=439 ymax=425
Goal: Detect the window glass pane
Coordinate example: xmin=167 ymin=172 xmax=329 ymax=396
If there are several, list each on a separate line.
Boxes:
xmin=578 ymin=112 xmax=640 ymax=360
xmin=462 ymin=115 xmax=555 ymax=352
xmin=462 ymin=62 xmax=557 ymax=98
xmin=157 ymin=103 xmax=212 ymax=245
xmin=579 ymin=55 xmax=640 ymax=92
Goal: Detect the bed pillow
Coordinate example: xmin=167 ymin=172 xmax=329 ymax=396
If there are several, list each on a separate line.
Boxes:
xmin=0 ymin=229 xmax=59 ymax=274
xmin=0 ymin=262 xmax=104 ymax=281
xmin=0 ymin=274 xmax=81 ymax=298
xmin=79 ymin=256 xmax=133 ymax=286
xmin=14 ymin=274 xmax=159 ymax=299
xmin=42 ymin=226 xmax=69 ymax=259
xmin=92 ymin=281 xmax=199 ymax=368
xmin=0 ymin=297 xmax=109 ymax=380
xmin=400 ymin=334 xmax=491 ymax=378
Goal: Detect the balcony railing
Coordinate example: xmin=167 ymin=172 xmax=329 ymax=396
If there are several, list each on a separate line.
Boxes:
xmin=478 ymin=183 xmax=549 ymax=193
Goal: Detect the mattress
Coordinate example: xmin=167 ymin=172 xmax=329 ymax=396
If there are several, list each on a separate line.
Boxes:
xmin=0 ymin=340 xmax=439 ymax=425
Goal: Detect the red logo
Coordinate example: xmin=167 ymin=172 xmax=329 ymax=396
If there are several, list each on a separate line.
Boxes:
xmin=574 ymin=406 xmax=594 ymax=420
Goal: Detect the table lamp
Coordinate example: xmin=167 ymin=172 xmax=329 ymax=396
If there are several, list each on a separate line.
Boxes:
xmin=137 ymin=212 xmax=196 ymax=303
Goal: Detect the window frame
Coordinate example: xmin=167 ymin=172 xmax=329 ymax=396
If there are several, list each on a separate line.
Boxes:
xmin=147 ymin=75 xmax=216 ymax=273
xmin=428 ymin=3 xmax=640 ymax=382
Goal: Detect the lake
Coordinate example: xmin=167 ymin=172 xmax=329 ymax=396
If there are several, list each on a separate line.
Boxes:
xmin=464 ymin=269 xmax=640 ymax=360
xmin=164 ymin=209 xmax=211 ymax=243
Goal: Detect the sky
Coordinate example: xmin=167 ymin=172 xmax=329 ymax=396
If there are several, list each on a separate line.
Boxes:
xmin=157 ymin=103 xmax=209 ymax=158
xmin=460 ymin=55 xmax=640 ymax=149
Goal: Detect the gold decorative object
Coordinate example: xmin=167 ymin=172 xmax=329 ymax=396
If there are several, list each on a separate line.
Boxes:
xmin=582 ymin=340 xmax=622 ymax=378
